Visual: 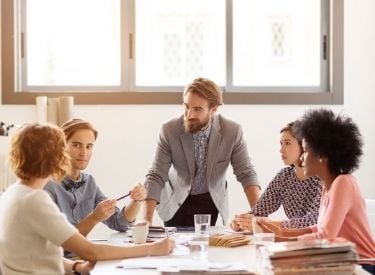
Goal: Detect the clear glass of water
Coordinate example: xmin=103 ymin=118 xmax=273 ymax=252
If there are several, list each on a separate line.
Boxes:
xmin=254 ymin=232 xmax=275 ymax=246
xmin=190 ymin=214 xmax=211 ymax=263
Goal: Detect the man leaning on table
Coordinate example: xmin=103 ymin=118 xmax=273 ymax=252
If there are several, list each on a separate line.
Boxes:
xmin=143 ymin=77 xmax=261 ymax=227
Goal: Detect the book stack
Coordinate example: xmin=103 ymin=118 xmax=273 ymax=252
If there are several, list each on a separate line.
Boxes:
xmin=260 ymin=238 xmax=359 ymax=274
xmin=209 ymin=234 xmax=251 ymax=247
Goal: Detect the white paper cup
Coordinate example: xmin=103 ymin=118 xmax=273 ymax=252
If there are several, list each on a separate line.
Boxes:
xmin=130 ymin=225 xmax=149 ymax=244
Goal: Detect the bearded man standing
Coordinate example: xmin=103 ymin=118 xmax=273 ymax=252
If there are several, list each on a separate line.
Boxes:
xmin=144 ymin=78 xmax=261 ymax=227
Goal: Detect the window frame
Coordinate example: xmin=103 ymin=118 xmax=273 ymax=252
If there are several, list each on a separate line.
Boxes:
xmin=1 ymin=0 xmax=343 ymax=105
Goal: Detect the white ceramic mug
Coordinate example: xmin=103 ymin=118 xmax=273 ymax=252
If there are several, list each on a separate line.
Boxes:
xmin=130 ymin=225 xmax=149 ymax=244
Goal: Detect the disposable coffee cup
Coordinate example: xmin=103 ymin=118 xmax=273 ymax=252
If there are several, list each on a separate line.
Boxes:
xmin=130 ymin=225 xmax=149 ymax=244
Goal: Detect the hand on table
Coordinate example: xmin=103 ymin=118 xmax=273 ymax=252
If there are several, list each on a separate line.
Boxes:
xmin=257 ymin=219 xmax=281 ymax=234
xmin=149 ymin=238 xmax=176 ymax=256
xmin=76 ymin=260 xmax=96 ymax=274
xmin=230 ymin=213 xmax=253 ymax=232
xmin=257 ymin=219 xmax=301 ymax=242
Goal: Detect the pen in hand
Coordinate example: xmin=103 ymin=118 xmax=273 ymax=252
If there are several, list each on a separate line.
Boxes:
xmin=116 ymin=193 xmax=130 ymax=201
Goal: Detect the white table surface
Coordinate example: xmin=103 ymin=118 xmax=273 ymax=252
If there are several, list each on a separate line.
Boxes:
xmin=91 ymin=227 xmax=370 ymax=275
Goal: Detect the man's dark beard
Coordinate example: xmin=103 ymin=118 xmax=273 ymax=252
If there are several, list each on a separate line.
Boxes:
xmin=184 ymin=119 xmax=206 ymax=134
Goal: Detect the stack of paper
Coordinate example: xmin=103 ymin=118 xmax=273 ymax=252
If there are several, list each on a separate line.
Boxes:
xmin=209 ymin=234 xmax=251 ymax=247
xmin=260 ymin=239 xmax=359 ymax=274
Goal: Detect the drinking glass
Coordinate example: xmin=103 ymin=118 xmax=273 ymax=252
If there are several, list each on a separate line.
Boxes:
xmin=189 ymin=214 xmax=211 ymax=263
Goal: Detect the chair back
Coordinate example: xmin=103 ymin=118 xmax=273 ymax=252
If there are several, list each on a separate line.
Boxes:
xmin=365 ymin=198 xmax=375 ymax=234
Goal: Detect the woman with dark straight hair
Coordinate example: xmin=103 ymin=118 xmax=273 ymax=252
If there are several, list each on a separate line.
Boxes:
xmin=231 ymin=121 xmax=321 ymax=231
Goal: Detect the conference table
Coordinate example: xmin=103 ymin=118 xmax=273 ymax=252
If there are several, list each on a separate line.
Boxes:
xmin=91 ymin=227 xmax=369 ymax=275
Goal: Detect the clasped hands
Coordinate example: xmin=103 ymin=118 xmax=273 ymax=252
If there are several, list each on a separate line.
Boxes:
xmin=230 ymin=213 xmax=255 ymax=232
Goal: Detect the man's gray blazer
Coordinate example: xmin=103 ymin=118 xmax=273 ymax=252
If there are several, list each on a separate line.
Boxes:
xmin=145 ymin=114 xmax=259 ymax=224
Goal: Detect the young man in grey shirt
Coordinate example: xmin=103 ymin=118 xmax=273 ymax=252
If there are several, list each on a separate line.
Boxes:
xmin=45 ymin=118 xmax=146 ymax=237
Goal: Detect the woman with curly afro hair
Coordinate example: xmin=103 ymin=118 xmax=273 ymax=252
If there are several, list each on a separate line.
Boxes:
xmin=259 ymin=109 xmax=375 ymax=273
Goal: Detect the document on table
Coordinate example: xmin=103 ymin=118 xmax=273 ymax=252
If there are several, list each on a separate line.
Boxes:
xmin=116 ymin=257 xmax=255 ymax=273
xmin=126 ymin=226 xmax=177 ymax=238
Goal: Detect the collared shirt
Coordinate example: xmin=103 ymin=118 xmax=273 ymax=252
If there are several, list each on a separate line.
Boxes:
xmin=44 ymin=173 xmax=131 ymax=231
xmin=61 ymin=173 xmax=86 ymax=191
xmin=190 ymin=122 xmax=212 ymax=195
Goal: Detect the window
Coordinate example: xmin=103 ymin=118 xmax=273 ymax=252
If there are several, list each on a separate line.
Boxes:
xmin=1 ymin=0 xmax=343 ymax=104
xmin=135 ymin=0 xmax=226 ymax=87
xmin=232 ymin=0 xmax=321 ymax=87
xmin=25 ymin=0 xmax=121 ymax=87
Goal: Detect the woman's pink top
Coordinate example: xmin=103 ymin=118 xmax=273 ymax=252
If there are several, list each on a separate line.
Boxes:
xmin=299 ymin=174 xmax=375 ymax=260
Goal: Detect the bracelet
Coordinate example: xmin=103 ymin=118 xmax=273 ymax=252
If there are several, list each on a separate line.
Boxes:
xmin=72 ymin=260 xmax=82 ymax=275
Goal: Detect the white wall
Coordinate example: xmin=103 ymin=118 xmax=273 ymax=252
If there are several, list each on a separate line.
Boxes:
xmin=1 ymin=0 xmax=374 ymax=238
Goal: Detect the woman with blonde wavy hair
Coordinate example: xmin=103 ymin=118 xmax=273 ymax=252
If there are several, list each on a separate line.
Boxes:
xmin=0 ymin=123 xmax=174 ymax=274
